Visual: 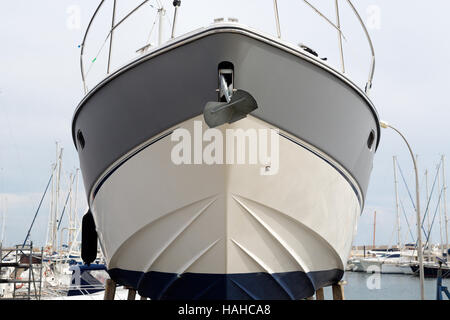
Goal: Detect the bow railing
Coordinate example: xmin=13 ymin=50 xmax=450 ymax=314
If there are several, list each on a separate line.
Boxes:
xmin=80 ymin=0 xmax=375 ymax=95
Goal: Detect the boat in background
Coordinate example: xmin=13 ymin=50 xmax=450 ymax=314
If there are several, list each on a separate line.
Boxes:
xmin=75 ymin=1 xmax=380 ymax=300
xmin=359 ymin=252 xmax=415 ymax=275
xmin=411 ymin=262 xmax=450 ymax=279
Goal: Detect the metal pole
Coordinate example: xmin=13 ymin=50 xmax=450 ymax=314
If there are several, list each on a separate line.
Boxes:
xmin=171 ymin=1 xmax=181 ymax=39
xmin=442 ymin=155 xmax=449 ymax=258
xmin=273 ymin=0 xmax=281 ymax=38
xmin=438 ymin=169 xmax=444 ymax=254
xmin=373 ymin=211 xmax=376 ymax=249
xmin=107 ymin=0 xmax=117 ymax=74
xmin=393 ymin=156 xmax=401 ymax=249
xmin=54 ymin=146 xmax=63 ymax=251
xmin=425 ymin=169 xmax=431 ymax=249
xmin=158 ymin=6 xmax=165 ymax=46
xmin=345 ymin=0 xmax=375 ymax=94
xmin=0 ymin=187 xmax=5 ymax=246
xmin=71 ymin=169 xmax=79 ymax=251
xmin=381 ymin=122 xmax=425 ymax=300
xmin=0 ymin=168 xmax=3 ymax=246
xmin=334 ymin=0 xmax=345 ymax=73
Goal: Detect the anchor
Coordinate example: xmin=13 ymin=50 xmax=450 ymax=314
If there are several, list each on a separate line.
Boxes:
xmin=203 ymin=75 xmax=258 ymax=128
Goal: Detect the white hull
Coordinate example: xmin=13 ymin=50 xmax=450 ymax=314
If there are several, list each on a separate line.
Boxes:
xmin=360 ymin=258 xmax=413 ymax=275
xmin=90 ymin=116 xmax=362 ymax=299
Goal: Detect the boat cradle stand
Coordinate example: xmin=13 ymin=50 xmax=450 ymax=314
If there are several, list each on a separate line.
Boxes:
xmin=103 ymin=279 xmax=346 ymax=300
xmin=103 ymin=279 xmax=148 ymax=300
xmin=306 ymin=281 xmax=346 ymax=301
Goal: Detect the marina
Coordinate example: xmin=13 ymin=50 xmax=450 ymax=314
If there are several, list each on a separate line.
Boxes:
xmin=1 ymin=0 xmax=450 ymax=304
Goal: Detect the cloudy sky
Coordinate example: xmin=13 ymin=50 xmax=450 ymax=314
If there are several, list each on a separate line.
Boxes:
xmin=0 ymin=0 xmax=449 ymax=248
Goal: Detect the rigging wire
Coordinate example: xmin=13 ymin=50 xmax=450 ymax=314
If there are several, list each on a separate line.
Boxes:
xmin=145 ymin=10 xmax=159 ymax=45
xmin=396 ymin=160 xmax=417 ymax=211
xmin=57 ymin=174 xmax=76 ymax=230
xmin=84 ymin=1 xmax=158 ymax=77
xmin=421 ymin=162 xmax=441 ymax=231
xmin=399 ymin=198 xmax=416 ymax=243
xmin=424 ymin=187 xmax=444 ymax=247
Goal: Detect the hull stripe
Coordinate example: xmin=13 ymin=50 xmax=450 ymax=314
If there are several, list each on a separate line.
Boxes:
xmin=107 ymin=269 xmax=344 ymax=300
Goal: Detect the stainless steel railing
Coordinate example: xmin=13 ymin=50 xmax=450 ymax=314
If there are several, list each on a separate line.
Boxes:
xmin=80 ymin=0 xmax=376 ymax=95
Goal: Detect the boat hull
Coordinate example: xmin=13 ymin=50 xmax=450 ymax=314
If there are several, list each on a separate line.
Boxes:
xmin=92 ymin=116 xmax=361 ymax=299
xmin=360 ymin=259 xmax=413 ymax=275
xmin=73 ymin=26 xmax=379 ymax=300
xmin=411 ymin=264 xmax=450 ymax=278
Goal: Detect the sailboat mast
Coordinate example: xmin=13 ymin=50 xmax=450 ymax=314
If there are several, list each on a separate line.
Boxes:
xmin=373 ymin=211 xmax=377 ymax=249
xmin=393 ymin=156 xmax=401 ymax=249
xmin=68 ymin=172 xmax=74 ymax=250
xmin=72 ymin=169 xmax=79 ymax=253
xmin=438 ymin=168 xmax=444 ymax=255
xmin=46 ymin=163 xmax=55 ymax=249
xmin=425 ymin=169 xmax=431 ymax=245
xmin=442 ymin=155 xmax=449 ymax=256
xmin=1 ymin=196 xmax=6 ymax=246
xmin=0 ymin=168 xmax=4 ymax=246
xmin=51 ymin=143 xmax=63 ymax=251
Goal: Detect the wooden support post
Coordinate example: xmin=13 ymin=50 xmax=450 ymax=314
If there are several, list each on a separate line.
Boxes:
xmin=104 ymin=279 xmax=117 ymax=300
xmin=127 ymin=287 xmax=137 ymax=300
xmin=332 ymin=281 xmax=345 ymax=300
xmin=315 ymin=287 xmax=324 ymax=300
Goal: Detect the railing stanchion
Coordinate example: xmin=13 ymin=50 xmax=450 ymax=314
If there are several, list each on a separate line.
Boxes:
xmin=345 ymin=0 xmax=375 ymax=94
xmin=335 ymin=0 xmax=345 ymax=73
xmin=273 ymin=0 xmax=282 ymax=38
xmin=171 ymin=1 xmax=181 ymax=39
xmin=107 ymin=0 xmax=117 ymax=75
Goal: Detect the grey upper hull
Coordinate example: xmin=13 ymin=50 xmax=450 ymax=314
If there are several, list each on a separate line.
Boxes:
xmin=72 ymin=26 xmax=380 ymax=203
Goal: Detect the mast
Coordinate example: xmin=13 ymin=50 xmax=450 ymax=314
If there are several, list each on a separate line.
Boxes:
xmin=50 ymin=143 xmax=63 ymax=252
xmin=67 ymin=172 xmax=74 ymax=250
xmin=393 ymin=156 xmax=401 ymax=249
xmin=73 ymin=169 xmax=80 ymax=253
xmin=425 ymin=169 xmax=431 ymax=246
xmin=46 ymin=163 xmax=55 ymax=249
xmin=1 ymin=196 xmax=6 ymax=246
xmin=442 ymin=155 xmax=449 ymax=257
xmin=373 ymin=211 xmax=377 ymax=249
xmin=438 ymin=168 xmax=444 ymax=255
xmin=0 ymin=168 xmax=4 ymax=246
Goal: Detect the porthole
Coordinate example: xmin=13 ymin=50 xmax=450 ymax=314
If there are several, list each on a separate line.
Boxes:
xmin=367 ymin=130 xmax=375 ymax=151
xmin=77 ymin=130 xmax=85 ymax=149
